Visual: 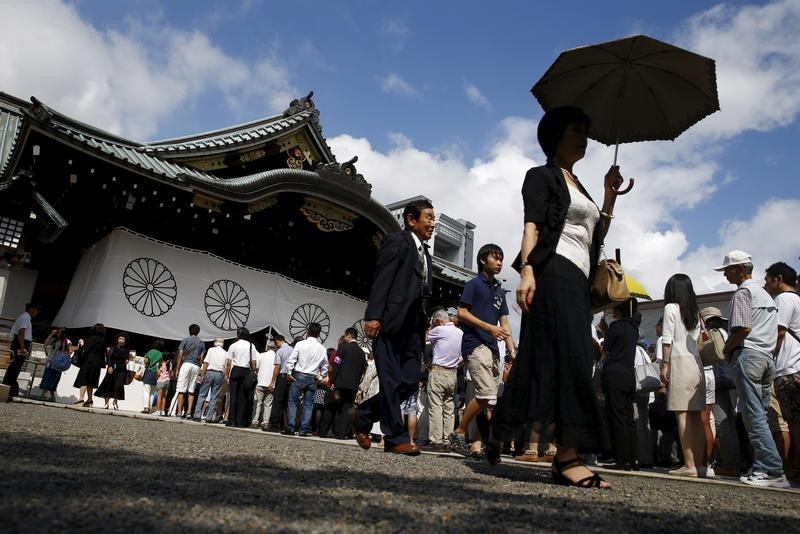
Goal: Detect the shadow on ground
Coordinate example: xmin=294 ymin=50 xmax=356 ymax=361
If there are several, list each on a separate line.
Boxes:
xmin=1 ymin=407 xmax=799 ymax=532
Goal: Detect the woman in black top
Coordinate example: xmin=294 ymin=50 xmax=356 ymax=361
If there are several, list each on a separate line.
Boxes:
xmin=492 ymin=106 xmax=630 ymax=489
xmin=94 ymin=332 xmax=130 ymax=410
xmin=602 ymin=300 xmax=640 ymax=470
xmin=73 ymin=323 xmax=107 ymax=407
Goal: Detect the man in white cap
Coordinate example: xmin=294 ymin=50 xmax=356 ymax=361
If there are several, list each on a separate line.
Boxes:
xmin=715 ymin=250 xmax=789 ymax=487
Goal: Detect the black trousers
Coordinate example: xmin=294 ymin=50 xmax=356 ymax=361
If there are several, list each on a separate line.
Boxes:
xmin=267 ymin=373 xmax=289 ymax=429
xmin=356 ymin=329 xmax=422 ymax=448
xmin=3 ymin=339 xmax=31 ymax=398
xmin=333 ymin=388 xmax=357 ymax=438
xmin=227 ymin=366 xmax=250 ymax=427
xmin=317 ymin=398 xmax=336 ymax=437
xmin=603 ymin=369 xmax=638 ymax=465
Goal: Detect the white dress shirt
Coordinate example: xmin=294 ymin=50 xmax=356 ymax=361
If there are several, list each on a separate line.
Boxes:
xmin=287 ymin=336 xmax=328 ymax=377
xmin=227 ymin=339 xmax=258 ymax=368
xmin=204 ymin=346 xmax=228 ymax=372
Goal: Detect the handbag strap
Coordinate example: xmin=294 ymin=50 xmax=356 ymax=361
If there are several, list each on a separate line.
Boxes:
xmin=787 ymin=327 xmax=800 ymax=345
xmin=783 ymin=292 xmax=800 ymax=344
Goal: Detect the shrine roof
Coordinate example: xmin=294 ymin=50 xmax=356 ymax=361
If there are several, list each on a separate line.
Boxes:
xmin=143 ymin=91 xmax=334 ymax=161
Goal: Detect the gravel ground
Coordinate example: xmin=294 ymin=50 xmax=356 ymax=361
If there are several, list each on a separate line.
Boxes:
xmin=2 ymin=401 xmax=799 ymax=533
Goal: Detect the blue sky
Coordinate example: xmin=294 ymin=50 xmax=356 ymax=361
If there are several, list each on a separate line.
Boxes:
xmin=3 ymin=0 xmax=799 ymax=299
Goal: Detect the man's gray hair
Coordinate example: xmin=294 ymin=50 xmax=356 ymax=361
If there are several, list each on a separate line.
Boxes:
xmin=431 ymin=309 xmax=449 ymax=324
xmin=742 ymin=262 xmax=754 ymax=274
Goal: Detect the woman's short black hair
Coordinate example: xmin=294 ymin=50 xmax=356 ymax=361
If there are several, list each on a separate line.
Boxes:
xmin=537 ymin=106 xmax=592 ymax=161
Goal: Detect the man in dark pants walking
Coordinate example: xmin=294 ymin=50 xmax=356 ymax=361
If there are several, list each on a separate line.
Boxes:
xmin=3 ymin=303 xmax=39 ymax=399
xmin=355 ymin=198 xmax=435 ymax=455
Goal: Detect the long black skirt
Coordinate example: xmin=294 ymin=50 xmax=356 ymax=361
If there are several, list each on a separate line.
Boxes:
xmin=73 ymin=359 xmax=103 ymax=389
xmin=493 ymin=254 xmax=602 ymax=451
xmin=94 ymin=364 xmax=126 ymax=400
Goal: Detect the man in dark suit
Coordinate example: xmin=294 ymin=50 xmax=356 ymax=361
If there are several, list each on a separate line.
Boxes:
xmin=355 ymin=198 xmax=435 ymax=455
xmin=332 ymin=327 xmax=368 ymax=439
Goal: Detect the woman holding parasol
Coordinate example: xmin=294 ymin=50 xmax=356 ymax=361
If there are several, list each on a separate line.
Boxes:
xmin=492 ymin=106 xmax=628 ymax=488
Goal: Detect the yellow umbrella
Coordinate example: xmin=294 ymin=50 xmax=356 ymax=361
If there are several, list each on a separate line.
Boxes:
xmin=625 ymin=273 xmax=651 ymax=300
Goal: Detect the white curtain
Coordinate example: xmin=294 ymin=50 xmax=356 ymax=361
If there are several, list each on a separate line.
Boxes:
xmin=53 ymin=228 xmax=367 ymax=344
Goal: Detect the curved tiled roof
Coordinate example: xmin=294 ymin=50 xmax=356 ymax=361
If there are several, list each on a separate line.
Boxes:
xmin=50 ymin=121 xmax=214 ymax=183
xmin=1 ymin=91 xmax=394 ymax=234
xmin=45 ymin=122 xmax=390 ymax=226
xmin=144 ymin=109 xmax=319 ymax=155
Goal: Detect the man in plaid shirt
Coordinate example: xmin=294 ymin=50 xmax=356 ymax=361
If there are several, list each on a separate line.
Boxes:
xmin=716 ymin=250 xmax=788 ymax=488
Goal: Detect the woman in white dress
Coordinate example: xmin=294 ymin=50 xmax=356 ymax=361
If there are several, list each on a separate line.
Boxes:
xmin=660 ymin=274 xmax=710 ymax=477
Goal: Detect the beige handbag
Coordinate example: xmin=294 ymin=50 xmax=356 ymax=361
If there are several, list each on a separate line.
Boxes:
xmin=697 ymin=316 xmax=725 ymax=365
xmin=590 ymin=248 xmax=630 ymax=312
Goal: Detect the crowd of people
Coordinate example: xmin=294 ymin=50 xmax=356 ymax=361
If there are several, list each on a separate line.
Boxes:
xmin=4 ymin=107 xmax=799 ymax=492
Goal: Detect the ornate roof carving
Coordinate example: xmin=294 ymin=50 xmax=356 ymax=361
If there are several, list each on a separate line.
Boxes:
xmin=282 ymin=91 xmax=316 ymax=117
xmin=315 ymin=156 xmax=372 ymax=194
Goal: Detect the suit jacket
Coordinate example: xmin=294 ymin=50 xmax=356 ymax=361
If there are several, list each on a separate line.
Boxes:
xmin=333 ymin=341 xmax=367 ymax=390
xmin=364 ymin=230 xmax=431 ymax=336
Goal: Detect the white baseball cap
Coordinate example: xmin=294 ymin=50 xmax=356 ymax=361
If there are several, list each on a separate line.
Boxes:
xmin=714 ymin=250 xmax=752 ymax=271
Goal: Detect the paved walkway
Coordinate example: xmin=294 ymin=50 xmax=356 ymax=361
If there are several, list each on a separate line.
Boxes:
xmin=2 ymin=400 xmax=799 ymax=532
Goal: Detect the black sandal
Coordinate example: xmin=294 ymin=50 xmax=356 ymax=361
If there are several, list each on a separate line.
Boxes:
xmin=552 ymin=457 xmax=608 ymax=488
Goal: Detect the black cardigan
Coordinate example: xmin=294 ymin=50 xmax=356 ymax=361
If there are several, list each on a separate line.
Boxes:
xmin=513 ymin=163 xmax=603 ymax=282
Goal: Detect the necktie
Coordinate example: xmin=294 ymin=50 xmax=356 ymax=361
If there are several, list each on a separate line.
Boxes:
xmin=418 ymin=245 xmax=428 ymax=282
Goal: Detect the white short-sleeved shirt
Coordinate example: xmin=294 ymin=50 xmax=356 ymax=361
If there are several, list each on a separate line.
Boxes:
xmin=256 ymin=350 xmax=277 ymax=386
xmin=227 ymin=339 xmax=258 ymax=368
xmin=10 ymin=312 xmax=33 ymax=342
xmin=775 ymin=292 xmax=800 ymax=376
xmin=204 ymin=346 xmax=228 ymax=372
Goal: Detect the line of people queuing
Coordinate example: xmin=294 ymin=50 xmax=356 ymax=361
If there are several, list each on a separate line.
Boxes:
xmin=592 ymin=255 xmax=800 ymax=489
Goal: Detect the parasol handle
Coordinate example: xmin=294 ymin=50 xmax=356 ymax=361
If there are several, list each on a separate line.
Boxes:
xmin=616 ymin=178 xmax=634 ymax=195
xmin=612 ymin=137 xmax=634 ymax=195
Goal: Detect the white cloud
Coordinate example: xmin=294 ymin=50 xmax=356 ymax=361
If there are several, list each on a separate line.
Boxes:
xmin=676 ymin=0 xmax=800 ymax=138
xmin=0 ymin=0 xmax=297 ymax=139
xmin=379 ymin=73 xmax=417 ymax=96
xmin=383 ymin=21 xmax=409 ymax=53
xmin=464 ymin=82 xmax=492 ymax=111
